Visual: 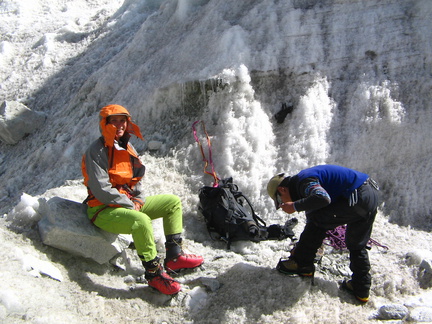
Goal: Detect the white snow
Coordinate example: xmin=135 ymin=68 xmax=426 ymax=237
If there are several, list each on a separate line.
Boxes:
xmin=1 ymin=0 xmax=432 ymax=323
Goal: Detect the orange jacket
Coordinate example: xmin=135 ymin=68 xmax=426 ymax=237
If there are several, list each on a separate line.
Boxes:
xmin=82 ymin=105 xmax=145 ymax=208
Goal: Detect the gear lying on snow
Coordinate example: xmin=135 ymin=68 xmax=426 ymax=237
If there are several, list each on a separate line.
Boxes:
xmin=192 ymin=122 xmax=295 ymax=249
xmin=198 ymin=177 xmax=297 ymax=249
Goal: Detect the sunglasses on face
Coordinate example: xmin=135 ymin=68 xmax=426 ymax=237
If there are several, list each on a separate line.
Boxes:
xmin=276 ymin=191 xmax=283 ymax=207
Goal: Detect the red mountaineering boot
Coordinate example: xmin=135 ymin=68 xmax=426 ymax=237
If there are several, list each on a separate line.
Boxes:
xmin=164 ymin=234 xmax=204 ymax=273
xmin=143 ymin=257 xmax=180 ymax=295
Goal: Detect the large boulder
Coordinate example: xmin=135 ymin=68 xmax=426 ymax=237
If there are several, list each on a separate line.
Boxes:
xmin=38 ymin=197 xmax=132 ymax=264
xmin=0 ymin=101 xmax=46 ymax=144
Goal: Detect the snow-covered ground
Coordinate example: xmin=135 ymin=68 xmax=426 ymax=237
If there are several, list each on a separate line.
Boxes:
xmin=1 ymin=0 xmax=432 ymax=323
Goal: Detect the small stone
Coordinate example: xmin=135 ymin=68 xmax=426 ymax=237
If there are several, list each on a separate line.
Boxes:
xmin=199 ymin=277 xmax=221 ymax=292
xmin=147 ymin=140 xmax=163 ymax=151
xmin=377 ymin=304 xmax=409 ymax=320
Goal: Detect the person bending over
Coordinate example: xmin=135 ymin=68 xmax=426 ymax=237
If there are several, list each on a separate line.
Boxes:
xmin=267 ymin=165 xmax=379 ymax=303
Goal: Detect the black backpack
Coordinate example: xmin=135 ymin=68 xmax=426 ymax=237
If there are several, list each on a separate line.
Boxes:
xmin=198 ymin=177 xmax=296 ymax=249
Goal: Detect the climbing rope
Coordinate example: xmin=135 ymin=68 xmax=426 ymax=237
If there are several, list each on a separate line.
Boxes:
xmin=325 ymin=225 xmax=389 ymax=250
xmin=192 ymin=120 xmax=220 ymax=187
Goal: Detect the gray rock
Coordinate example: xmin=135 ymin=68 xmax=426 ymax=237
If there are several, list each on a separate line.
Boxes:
xmin=420 ymin=259 xmax=432 ymax=273
xmin=38 ymin=197 xmax=132 ymax=264
xmin=419 ymin=259 xmax=432 ymax=288
xmin=199 ymin=277 xmax=221 ymax=292
xmin=0 ymin=101 xmax=46 ymax=144
xmin=377 ymin=304 xmax=409 ymax=320
xmin=147 ymin=140 xmax=163 ymax=151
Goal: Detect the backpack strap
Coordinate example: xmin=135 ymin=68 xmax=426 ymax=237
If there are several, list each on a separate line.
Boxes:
xmin=223 ymin=186 xmax=235 ymax=248
xmin=239 ymin=192 xmax=267 ymax=228
xmin=226 ymin=181 xmax=266 ymax=228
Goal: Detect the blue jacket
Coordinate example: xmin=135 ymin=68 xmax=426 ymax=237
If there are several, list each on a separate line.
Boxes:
xmin=290 ymin=165 xmax=368 ymax=212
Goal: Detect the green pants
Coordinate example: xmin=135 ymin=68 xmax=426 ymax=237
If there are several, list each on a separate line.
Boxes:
xmin=87 ymin=194 xmax=183 ymax=262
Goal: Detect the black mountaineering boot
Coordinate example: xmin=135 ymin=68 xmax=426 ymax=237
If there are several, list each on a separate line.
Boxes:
xmin=276 ymin=258 xmax=315 ymax=277
xmin=341 ymin=279 xmax=369 ymax=303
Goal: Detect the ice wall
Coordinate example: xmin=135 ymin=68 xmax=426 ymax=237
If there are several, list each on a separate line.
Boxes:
xmin=1 ymin=0 xmax=431 ymax=229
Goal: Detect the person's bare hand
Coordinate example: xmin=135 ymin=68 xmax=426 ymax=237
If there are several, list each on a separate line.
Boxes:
xmin=279 ymin=201 xmax=296 ymax=214
xmin=133 ymin=201 xmax=142 ymax=211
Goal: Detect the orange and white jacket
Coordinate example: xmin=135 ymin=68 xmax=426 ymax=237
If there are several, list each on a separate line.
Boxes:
xmin=81 ymin=105 xmax=145 ymax=209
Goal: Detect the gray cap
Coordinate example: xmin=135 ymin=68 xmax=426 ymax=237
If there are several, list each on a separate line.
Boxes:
xmin=267 ymin=173 xmax=290 ymax=209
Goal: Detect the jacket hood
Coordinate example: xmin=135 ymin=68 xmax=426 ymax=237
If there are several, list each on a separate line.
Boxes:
xmin=99 ymin=104 xmax=144 ymax=147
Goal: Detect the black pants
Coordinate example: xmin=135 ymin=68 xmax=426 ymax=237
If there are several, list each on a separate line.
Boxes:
xmin=292 ymin=181 xmax=379 ymax=294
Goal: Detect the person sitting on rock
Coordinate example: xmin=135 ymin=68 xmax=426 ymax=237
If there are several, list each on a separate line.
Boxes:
xmin=81 ymin=104 xmax=204 ymax=295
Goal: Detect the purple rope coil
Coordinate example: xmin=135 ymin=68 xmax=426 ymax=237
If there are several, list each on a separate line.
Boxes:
xmin=325 ymin=225 xmax=388 ymax=250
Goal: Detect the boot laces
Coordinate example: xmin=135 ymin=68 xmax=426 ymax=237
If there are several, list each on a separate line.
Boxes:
xmin=147 ymin=271 xmax=179 ymax=293
xmin=151 ymin=272 xmax=177 ymax=285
